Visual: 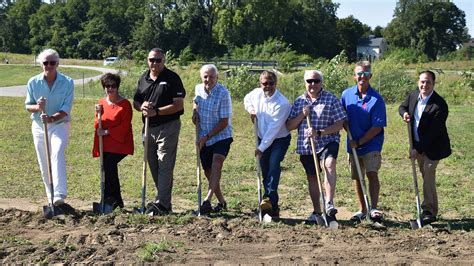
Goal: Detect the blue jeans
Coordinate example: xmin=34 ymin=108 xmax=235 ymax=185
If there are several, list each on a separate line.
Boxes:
xmin=259 ymin=134 xmax=291 ymax=211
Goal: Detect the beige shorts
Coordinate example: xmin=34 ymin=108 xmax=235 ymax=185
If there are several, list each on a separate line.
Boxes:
xmin=349 ymin=151 xmax=382 ymax=180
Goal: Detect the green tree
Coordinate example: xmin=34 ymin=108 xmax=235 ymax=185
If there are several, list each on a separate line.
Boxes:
xmin=3 ymin=0 xmax=41 ymax=53
xmin=385 ymin=0 xmax=469 ymax=60
xmin=336 ymin=16 xmax=367 ymax=62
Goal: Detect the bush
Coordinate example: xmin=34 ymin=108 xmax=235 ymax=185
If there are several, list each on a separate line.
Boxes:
xmin=372 ymin=58 xmax=414 ymax=103
xmin=222 ymin=65 xmax=258 ymax=100
xmin=383 ymin=47 xmax=429 ymax=64
xmin=314 ymin=51 xmax=352 ymax=96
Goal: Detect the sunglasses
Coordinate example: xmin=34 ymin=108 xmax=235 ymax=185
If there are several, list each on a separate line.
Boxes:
xmin=148 ymin=58 xmax=163 ymax=64
xmin=104 ymin=84 xmax=117 ymax=89
xmin=261 ymin=81 xmax=275 ymax=86
xmin=306 ymin=79 xmax=321 ymax=84
xmin=42 ymin=61 xmax=57 ymax=66
xmin=356 ymin=71 xmax=371 ymax=77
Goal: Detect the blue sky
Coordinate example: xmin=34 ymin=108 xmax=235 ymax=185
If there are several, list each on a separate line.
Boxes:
xmin=334 ymin=0 xmax=473 ymax=37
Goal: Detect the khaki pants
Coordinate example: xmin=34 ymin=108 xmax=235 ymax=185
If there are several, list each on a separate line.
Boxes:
xmin=417 ymin=154 xmax=439 ymax=216
xmin=147 ymin=119 xmax=181 ymax=210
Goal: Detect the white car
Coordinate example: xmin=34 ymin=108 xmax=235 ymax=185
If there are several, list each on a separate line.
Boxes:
xmin=103 ymin=56 xmax=119 ymax=66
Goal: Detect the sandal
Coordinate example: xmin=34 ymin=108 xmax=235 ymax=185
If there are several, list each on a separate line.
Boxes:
xmin=350 ymin=211 xmax=366 ymax=222
xmin=370 ymin=208 xmax=383 ymax=222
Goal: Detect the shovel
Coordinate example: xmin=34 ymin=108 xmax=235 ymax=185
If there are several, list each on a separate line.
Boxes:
xmin=136 ymin=116 xmax=150 ymax=214
xmin=306 ymin=115 xmax=337 ymax=228
xmin=40 ymin=100 xmax=63 ymax=219
xmin=253 ymin=118 xmax=263 ymax=223
xmin=195 ymin=122 xmax=202 ymax=216
xmin=407 ymin=122 xmax=423 ymax=229
xmin=92 ymin=105 xmax=114 ymax=215
xmin=345 ymin=123 xmax=372 ymax=221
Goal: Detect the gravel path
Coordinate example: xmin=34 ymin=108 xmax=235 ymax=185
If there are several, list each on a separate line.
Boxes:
xmin=0 ymin=65 xmax=120 ymax=97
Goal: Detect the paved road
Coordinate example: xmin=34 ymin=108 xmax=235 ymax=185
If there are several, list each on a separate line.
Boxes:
xmin=0 ymin=65 xmax=120 ymax=97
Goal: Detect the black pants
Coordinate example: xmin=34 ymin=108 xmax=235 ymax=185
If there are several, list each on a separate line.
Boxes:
xmin=103 ymin=152 xmax=127 ymax=208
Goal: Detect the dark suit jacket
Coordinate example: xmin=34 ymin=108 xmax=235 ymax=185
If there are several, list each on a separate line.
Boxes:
xmin=399 ymin=89 xmax=451 ymax=160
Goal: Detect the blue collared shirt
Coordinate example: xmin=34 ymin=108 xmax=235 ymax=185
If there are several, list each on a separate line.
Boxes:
xmin=194 ymin=83 xmax=233 ymax=146
xmin=25 ymin=71 xmax=74 ymax=124
xmin=341 ymin=85 xmax=386 ymax=155
xmin=289 ymin=90 xmax=347 ymax=154
xmin=413 ymin=91 xmax=433 ymax=142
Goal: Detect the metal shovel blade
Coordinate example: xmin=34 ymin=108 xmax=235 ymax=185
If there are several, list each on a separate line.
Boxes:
xmin=92 ymin=202 xmax=114 ymax=215
xmin=410 ymin=219 xmax=422 ymax=230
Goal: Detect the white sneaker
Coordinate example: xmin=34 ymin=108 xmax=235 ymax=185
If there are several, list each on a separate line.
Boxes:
xmin=307 ymin=212 xmax=325 ymax=225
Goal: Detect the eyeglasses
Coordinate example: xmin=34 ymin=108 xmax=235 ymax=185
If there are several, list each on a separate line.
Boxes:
xmin=261 ymin=82 xmax=275 ymax=86
xmin=42 ymin=61 xmax=57 ymax=66
xmin=104 ymin=85 xmax=117 ymax=89
xmin=356 ymin=71 xmax=371 ymax=77
xmin=148 ymin=58 xmax=163 ymax=64
xmin=305 ymin=79 xmax=321 ymax=84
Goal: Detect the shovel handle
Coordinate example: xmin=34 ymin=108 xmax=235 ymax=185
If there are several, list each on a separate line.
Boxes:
xmin=345 ymin=122 xmax=372 ymax=216
xmin=253 ymin=119 xmax=263 ymax=222
xmin=141 ymin=116 xmax=149 ymax=213
xmin=40 ymin=100 xmax=54 ymax=208
xmin=97 ymin=107 xmax=106 ymax=214
xmin=407 ymin=122 xmax=422 ymax=224
xmin=196 ymin=122 xmax=202 ymax=216
xmin=306 ymin=115 xmax=329 ymax=227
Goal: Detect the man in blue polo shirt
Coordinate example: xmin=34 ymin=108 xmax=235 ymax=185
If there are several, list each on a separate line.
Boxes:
xmin=341 ymin=60 xmax=387 ymax=222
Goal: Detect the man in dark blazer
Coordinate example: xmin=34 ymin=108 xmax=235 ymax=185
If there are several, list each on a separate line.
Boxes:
xmin=399 ymin=70 xmax=451 ymax=224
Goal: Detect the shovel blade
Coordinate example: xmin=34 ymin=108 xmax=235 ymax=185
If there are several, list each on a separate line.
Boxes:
xmin=410 ymin=219 xmax=422 ymax=230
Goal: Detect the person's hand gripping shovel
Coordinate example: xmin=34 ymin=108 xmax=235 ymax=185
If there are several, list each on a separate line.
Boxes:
xmin=92 ymin=104 xmax=114 ymax=215
xmin=306 ymin=114 xmax=338 ymax=229
xmin=407 ymin=122 xmax=423 ymax=230
xmin=40 ymin=97 xmax=64 ymax=219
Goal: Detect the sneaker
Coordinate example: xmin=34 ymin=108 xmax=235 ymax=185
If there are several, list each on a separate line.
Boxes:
xmin=307 ymin=212 xmax=325 ymax=225
xmin=213 ymin=201 xmax=227 ymax=213
xmin=325 ymin=202 xmax=338 ymax=217
xmin=200 ymin=200 xmax=213 ymax=215
xmin=260 ymin=197 xmax=272 ymax=212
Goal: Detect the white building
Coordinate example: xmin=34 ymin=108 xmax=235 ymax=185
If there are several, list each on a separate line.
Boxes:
xmin=357 ymin=36 xmax=387 ymax=61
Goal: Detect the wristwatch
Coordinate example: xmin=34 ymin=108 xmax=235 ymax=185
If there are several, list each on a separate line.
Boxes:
xmin=317 ymin=130 xmax=322 ymax=137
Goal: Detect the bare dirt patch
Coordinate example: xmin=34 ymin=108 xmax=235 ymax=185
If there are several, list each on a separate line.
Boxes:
xmin=0 ymin=200 xmax=472 ymax=264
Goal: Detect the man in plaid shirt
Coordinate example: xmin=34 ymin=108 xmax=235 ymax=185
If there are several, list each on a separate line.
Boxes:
xmin=287 ymin=70 xmax=346 ymax=223
xmin=193 ymin=64 xmax=233 ymax=215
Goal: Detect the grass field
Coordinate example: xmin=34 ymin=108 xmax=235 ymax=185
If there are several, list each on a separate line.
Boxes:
xmin=0 ymin=65 xmax=102 ymax=87
xmin=0 ymin=95 xmax=472 ymax=220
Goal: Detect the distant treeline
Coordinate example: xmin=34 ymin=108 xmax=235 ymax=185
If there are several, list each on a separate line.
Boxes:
xmin=0 ymin=0 xmax=469 ymax=61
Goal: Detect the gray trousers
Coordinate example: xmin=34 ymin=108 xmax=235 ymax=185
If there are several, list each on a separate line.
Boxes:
xmin=146 ymin=119 xmax=181 ymax=210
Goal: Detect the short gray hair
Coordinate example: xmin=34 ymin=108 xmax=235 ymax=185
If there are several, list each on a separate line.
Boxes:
xmin=355 ymin=60 xmax=371 ymax=72
xmin=38 ymin=49 xmax=60 ymax=62
xmin=200 ymin=64 xmax=218 ymax=76
xmin=304 ymin=70 xmax=324 ymax=82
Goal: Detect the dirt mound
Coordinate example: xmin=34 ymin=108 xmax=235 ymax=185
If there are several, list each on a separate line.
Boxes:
xmin=0 ymin=208 xmax=472 ymax=264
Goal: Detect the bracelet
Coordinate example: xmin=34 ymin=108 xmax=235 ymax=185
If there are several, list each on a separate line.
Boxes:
xmin=50 ymin=116 xmax=55 ymax=123
xmin=206 ymin=134 xmax=210 ymax=139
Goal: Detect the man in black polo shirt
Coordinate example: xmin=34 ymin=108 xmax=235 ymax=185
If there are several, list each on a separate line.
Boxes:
xmin=133 ymin=48 xmax=186 ymax=215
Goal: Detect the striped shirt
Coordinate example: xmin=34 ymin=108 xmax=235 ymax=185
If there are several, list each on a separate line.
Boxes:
xmin=289 ymin=90 xmax=346 ymax=154
xmin=194 ymin=83 xmax=233 ymax=146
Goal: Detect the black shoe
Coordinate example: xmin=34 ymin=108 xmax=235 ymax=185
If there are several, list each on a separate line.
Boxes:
xmin=146 ymin=202 xmax=171 ymax=216
xmin=200 ymin=200 xmax=212 ymax=215
xmin=213 ymin=201 xmax=227 ymax=212
xmin=422 ymin=211 xmax=437 ymax=225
